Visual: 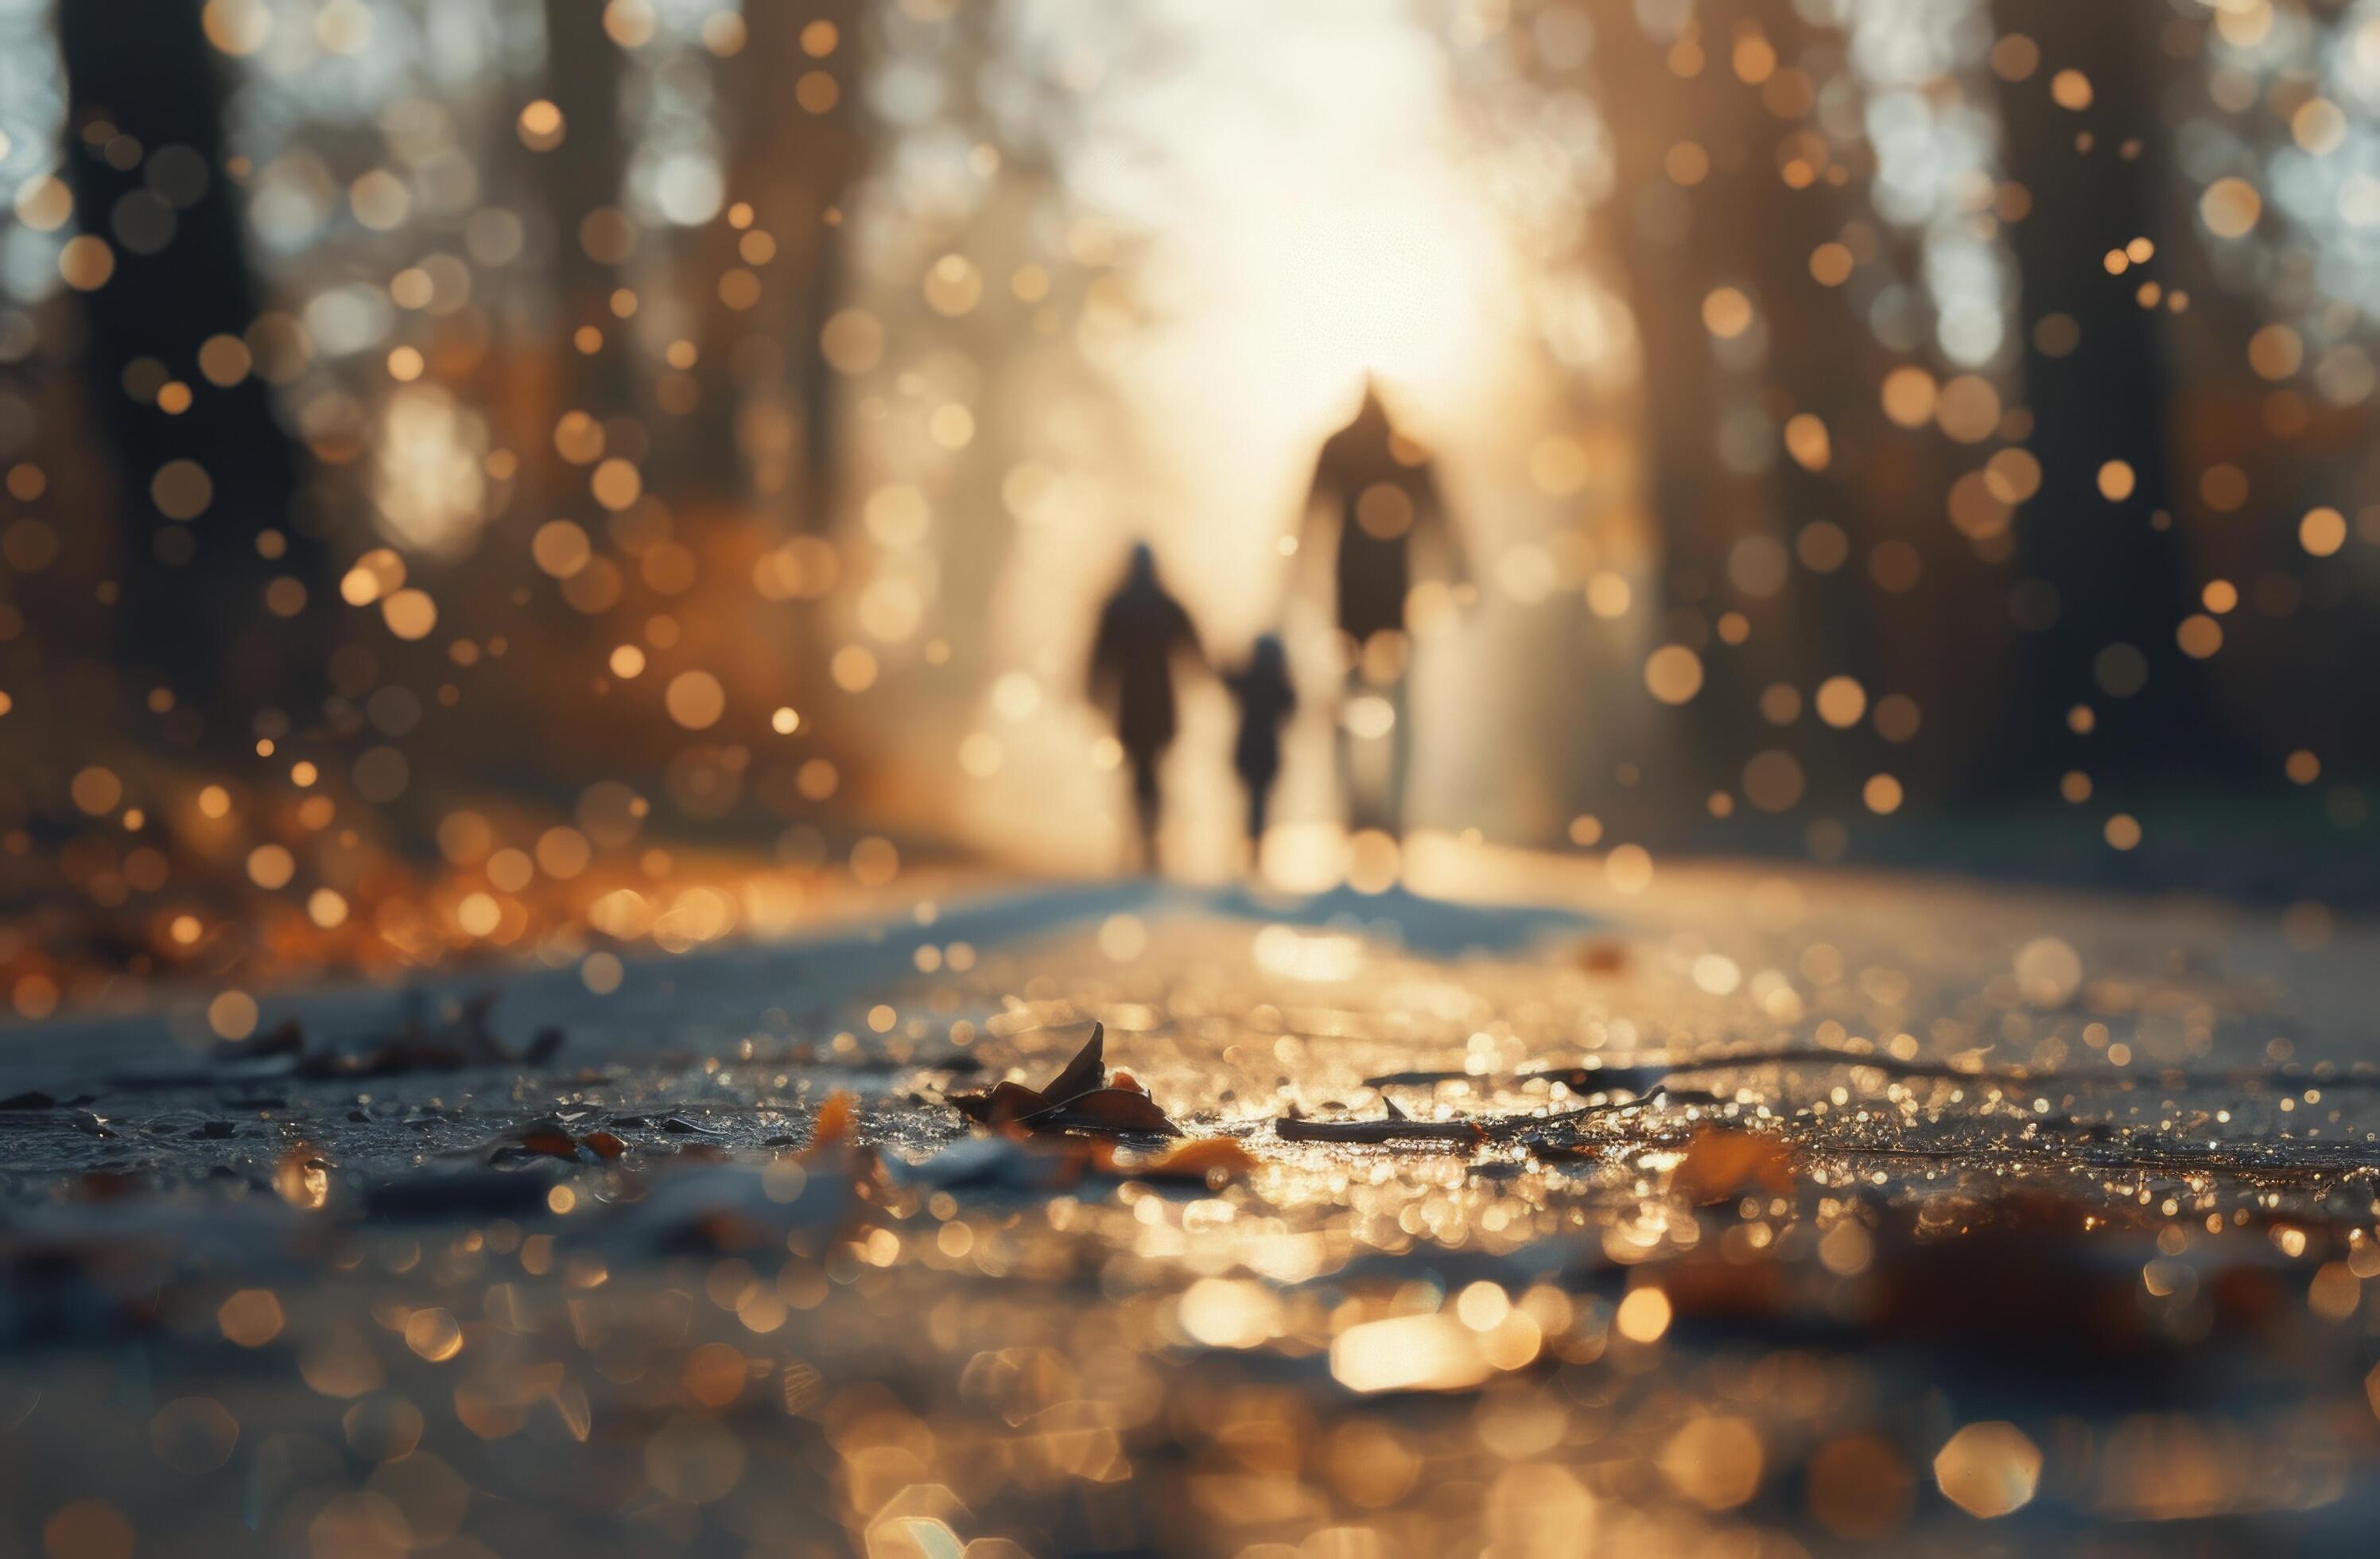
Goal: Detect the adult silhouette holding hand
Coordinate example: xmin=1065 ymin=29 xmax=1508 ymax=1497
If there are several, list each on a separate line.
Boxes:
xmin=1224 ymin=633 xmax=1295 ymax=867
xmin=1087 ymin=542 xmax=1206 ymax=873
xmin=1299 ymin=377 xmax=1470 ymax=834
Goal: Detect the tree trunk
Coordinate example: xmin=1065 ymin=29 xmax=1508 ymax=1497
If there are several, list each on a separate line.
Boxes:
xmin=541 ymin=0 xmax=633 ymax=418
xmin=57 ymin=0 xmax=323 ymax=743
xmin=683 ymin=0 xmax=863 ymax=528
xmin=1987 ymin=0 xmax=2250 ymax=795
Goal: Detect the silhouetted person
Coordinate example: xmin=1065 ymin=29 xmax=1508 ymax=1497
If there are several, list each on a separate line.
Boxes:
xmin=1299 ymin=379 xmax=1468 ymax=833
xmin=1088 ymin=543 xmax=1205 ymax=871
xmin=1225 ymin=633 xmax=1296 ymax=858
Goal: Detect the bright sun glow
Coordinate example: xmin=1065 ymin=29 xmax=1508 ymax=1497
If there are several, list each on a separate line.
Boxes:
xmin=1094 ymin=1 xmax=1524 ymax=637
xmin=930 ymin=0 xmax=1657 ymax=875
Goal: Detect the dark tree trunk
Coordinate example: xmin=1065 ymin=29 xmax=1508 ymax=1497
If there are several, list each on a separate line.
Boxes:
xmin=541 ymin=0 xmax=633 ymax=418
xmin=681 ymin=0 xmax=862 ymax=527
xmin=1988 ymin=0 xmax=2250 ymax=795
xmin=57 ymin=0 xmax=323 ymax=742
xmin=794 ymin=220 xmax=848 ymax=532
xmin=1588 ymin=7 xmax=1749 ymax=795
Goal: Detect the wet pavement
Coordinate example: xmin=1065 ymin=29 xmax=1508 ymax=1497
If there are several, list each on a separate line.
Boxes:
xmin=0 ymin=855 xmax=2375 ymax=1557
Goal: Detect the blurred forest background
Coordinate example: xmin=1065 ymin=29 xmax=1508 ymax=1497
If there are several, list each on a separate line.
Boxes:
xmin=2 ymin=0 xmax=2378 ymax=1013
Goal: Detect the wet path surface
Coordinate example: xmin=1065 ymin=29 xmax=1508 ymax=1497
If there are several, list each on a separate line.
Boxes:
xmin=0 ymin=860 xmax=2375 ymax=1556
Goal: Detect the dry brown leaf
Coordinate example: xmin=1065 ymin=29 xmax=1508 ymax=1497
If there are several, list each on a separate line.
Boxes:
xmin=1095 ymin=1135 xmax=1259 ymax=1184
xmin=1671 ymin=1126 xmax=1797 ymax=1204
xmin=948 ymin=1024 xmax=1182 ymax=1137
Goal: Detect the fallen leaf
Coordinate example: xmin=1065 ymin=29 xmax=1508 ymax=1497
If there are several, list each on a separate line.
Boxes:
xmin=1042 ymin=1025 xmax=1109 ymax=1103
xmin=949 ymin=1079 xmax=1045 ymax=1129
xmin=1578 ymin=940 xmax=1629 ymax=975
xmin=1671 ymin=1126 xmax=1796 ymax=1204
xmin=948 ymin=1024 xmax=1181 ymax=1137
xmin=1027 ymin=1087 xmax=1179 ymax=1136
xmin=468 ymin=1119 xmax=588 ymax=1166
xmin=1093 ymin=1136 xmax=1258 ymax=1184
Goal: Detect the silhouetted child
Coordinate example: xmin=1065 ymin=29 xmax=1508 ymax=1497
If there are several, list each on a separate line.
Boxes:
xmin=1225 ymin=633 xmax=1295 ymax=855
xmin=1087 ymin=542 xmax=1205 ymax=871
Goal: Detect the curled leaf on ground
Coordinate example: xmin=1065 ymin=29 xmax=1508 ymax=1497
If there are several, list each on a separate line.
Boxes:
xmin=1672 ymin=1126 xmax=1797 ymax=1204
xmin=514 ymin=1126 xmax=580 ymax=1161
xmin=1040 ymin=1026 xmax=1108 ymax=1103
xmin=1029 ymin=1086 xmax=1178 ymax=1134
xmin=952 ymin=1080 xmax=1046 ymax=1129
xmin=1578 ymin=939 xmax=1629 ymax=974
xmin=1093 ymin=1135 xmax=1258 ymax=1184
xmin=468 ymin=1118 xmax=592 ymax=1165
xmin=948 ymin=1024 xmax=1182 ymax=1137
